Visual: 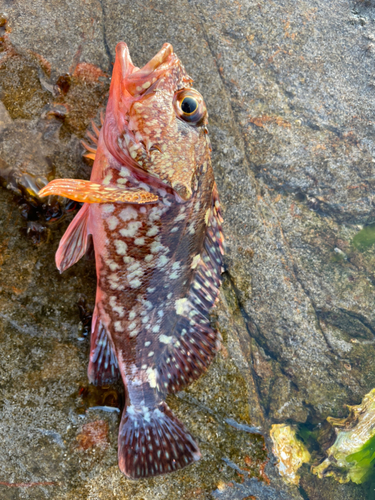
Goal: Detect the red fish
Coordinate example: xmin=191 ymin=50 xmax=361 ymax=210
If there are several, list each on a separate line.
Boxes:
xmin=39 ymin=42 xmax=224 ymax=479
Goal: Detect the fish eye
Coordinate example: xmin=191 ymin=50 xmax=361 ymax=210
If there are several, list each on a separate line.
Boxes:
xmin=174 ymin=89 xmax=207 ymax=125
xmin=181 ymin=96 xmax=198 ymax=115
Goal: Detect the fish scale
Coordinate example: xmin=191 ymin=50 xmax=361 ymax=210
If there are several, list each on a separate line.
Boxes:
xmin=39 ymin=41 xmax=224 ymax=479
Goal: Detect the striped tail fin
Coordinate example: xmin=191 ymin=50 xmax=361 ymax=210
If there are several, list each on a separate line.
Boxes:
xmin=118 ymin=402 xmax=201 ymax=479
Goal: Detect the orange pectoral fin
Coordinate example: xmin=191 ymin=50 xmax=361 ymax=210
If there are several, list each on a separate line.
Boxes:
xmin=38 ymin=179 xmax=158 ymax=204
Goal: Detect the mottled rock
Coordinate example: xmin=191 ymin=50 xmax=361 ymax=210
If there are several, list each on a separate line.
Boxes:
xmin=0 ymin=0 xmax=375 ymax=498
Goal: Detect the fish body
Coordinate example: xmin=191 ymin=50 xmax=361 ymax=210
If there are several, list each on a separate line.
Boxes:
xmin=39 ymin=42 xmax=224 ymax=479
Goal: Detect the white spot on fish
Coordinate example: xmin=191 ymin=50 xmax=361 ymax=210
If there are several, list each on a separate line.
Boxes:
xmin=142 ymin=300 xmax=153 ymax=310
xmin=107 ymin=216 xmax=119 ymax=230
xmin=146 ymin=367 xmax=157 ymax=388
xmin=156 ymin=255 xmax=170 ymax=268
xmin=171 ymin=227 xmax=179 ymax=232
xmin=119 ymin=206 xmax=138 ymax=221
xmin=175 ymin=298 xmax=189 ymax=315
xmin=129 ymin=278 xmax=142 ymax=288
xmin=159 ymin=334 xmax=173 ymax=344
xmin=191 ymin=254 xmax=201 ymax=269
xmin=102 ymin=204 xmax=115 ymax=214
xmin=102 ymin=173 xmax=112 ymax=186
xmin=146 ymin=226 xmax=159 ymax=237
xmin=128 ymin=261 xmax=141 ymax=272
xmin=150 ymin=241 xmax=168 ymax=254
xmin=115 ymin=240 xmax=127 ymax=255
xmin=144 ymin=341 xmax=151 ymax=347
xmin=138 ymin=182 xmax=150 ymax=192
xmin=108 ymin=261 xmax=120 ymax=271
xmin=175 ymin=212 xmax=186 ymax=222
xmin=170 ymin=271 xmax=179 ymax=279
xmin=119 ymin=167 xmax=130 ymax=177
xmin=144 ymin=254 xmax=153 ymax=262
xmin=129 ymin=310 xmax=136 ymax=320
xmin=114 ymin=321 xmax=122 ymax=332
xmin=120 ymin=221 xmax=142 ymax=237
xmin=113 ymin=306 xmax=125 ymax=317
xmin=149 ymin=207 xmax=163 ymax=222
xmin=148 ymin=351 xmax=154 ymax=357
xmin=205 ymin=208 xmax=211 ymax=225
xmin=134 ymin=237 xmax=145 ymax=245
xmin=152 ymin=325 xmax=160 ymax=333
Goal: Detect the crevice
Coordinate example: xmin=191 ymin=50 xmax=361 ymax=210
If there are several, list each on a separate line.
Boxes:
xmin=98 ymin=0 xmax=113 ymax=74
xmin=337 ymin=307 xmax=375 ymax=337
xmin=192 ymin=3 xmax=262 ymax=200
xmin=291 ymin=263 xmax=340 ymax=358
xmin=223 ymin=270 xmax=269 ymax=418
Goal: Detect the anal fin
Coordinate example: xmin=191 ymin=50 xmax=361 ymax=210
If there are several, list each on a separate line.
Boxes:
xmin=88 ymin=311 xmax=120 ymax=386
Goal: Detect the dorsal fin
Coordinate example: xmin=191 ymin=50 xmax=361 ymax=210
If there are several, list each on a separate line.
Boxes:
xmin=157 ymin=183 xmax=224 ymax=392
xmin=81 ymin=118 xmax=103 ymax=161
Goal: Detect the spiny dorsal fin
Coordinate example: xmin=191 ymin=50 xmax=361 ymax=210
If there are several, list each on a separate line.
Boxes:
xmin=81 ymin=116 xmax=103 ymax=161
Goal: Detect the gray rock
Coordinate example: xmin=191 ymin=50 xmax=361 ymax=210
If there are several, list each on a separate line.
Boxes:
xmin=0 ymin=0 xmax=373 ymax=498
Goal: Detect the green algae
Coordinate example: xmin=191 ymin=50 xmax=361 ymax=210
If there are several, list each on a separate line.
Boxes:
xmin=344 ymin=434 xmax=375 ymax=484
xmin=351 ymin=224 xmax=375 ymax=252
xmin=313 ymin=388 xmax=375 ymax=484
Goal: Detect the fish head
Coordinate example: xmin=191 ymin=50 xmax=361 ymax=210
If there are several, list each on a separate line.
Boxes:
xmin=104 ymin=42 xmax=209 ymax=201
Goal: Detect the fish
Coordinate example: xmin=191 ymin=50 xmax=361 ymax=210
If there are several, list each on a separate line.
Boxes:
xmin=39 ymin=42 xmax=224 ymax=479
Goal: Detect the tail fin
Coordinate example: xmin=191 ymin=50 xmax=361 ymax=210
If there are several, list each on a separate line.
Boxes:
xmin=118 ymin=402 xmax=201 ymax=479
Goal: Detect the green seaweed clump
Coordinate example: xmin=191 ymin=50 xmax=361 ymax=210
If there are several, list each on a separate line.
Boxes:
xmin=312 ymin=388 xmax=375 ymax=484
xmin=352 ymin=224 xmax=375 ymax=252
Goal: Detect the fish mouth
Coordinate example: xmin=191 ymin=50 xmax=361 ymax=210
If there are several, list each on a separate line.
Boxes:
xmin=116 ymin=42 xmax=183 ymax=97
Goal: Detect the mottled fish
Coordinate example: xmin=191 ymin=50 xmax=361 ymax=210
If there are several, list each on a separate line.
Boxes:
xmin=39 ymin=42 xmax=224 ymax=479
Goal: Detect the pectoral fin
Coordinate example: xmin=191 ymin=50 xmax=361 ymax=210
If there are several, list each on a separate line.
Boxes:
xmin=38 ymin=179 xmax=158 ymax=204
xmin=56 ymin=203 xmax=91 ymax=272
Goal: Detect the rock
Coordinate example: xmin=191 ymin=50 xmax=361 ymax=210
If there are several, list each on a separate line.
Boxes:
xmin=270 ymin=424 xmax=311 ymax=485
xmin=0 ymin=0 xmax=374 ymax=498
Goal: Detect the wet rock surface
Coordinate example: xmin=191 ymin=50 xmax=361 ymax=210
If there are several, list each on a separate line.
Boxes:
xmin=0 ymin=0 xmax=374 ymax=498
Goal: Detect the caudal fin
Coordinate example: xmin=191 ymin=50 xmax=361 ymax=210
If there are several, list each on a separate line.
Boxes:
xmin=118 ymin=402 xmax=201 ymax=479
